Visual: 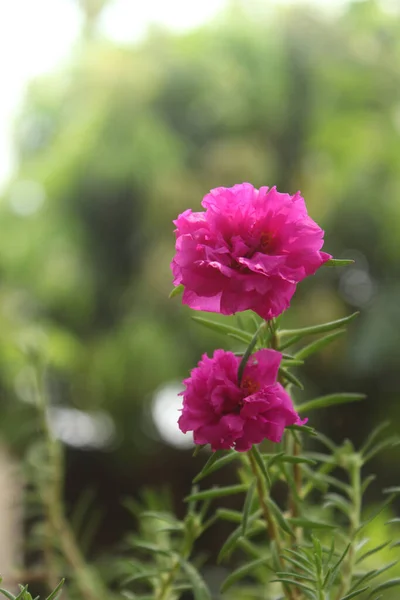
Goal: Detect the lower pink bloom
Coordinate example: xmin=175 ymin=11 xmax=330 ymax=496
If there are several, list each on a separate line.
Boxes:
xmin=178 ymin=349 xmax=306 ymax=451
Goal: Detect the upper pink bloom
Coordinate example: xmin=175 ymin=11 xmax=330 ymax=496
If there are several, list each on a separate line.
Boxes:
xmin=171 ymin=183 xmax=331 ymax=319
xmin=178 ymin=348 xmax=306 ymax=451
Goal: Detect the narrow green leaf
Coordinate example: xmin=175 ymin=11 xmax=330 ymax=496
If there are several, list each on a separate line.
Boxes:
xmin=350 ymin=570 xmax=378 ymax=593
xmin=324 ymin=493 xmax=353 ymax=516
xmin=287 ymin=424 xmax=317 ymax=436
xmin=265 ymin=497 xmax=294 ymax=537
xmin=251 ymin=445 xmax=271 ymax=487
xmin=227 ymin=332 xmax=255 ymax=344
xmin=350 ymin=561 xmax=398 ymax=592
xmin=141 ymin=511 xmax=181 ymax=526
xmin=295 ymin=330 xmax=346 ymax=360
xmin=187 ymin=484 xmax=199 ymax=513
xmin=126 ymin=538 xmax=171 ymax=555
xmin=356 ymin=542 xmax=390 ymax=564
xmin=386 ymin=518 xmax=400 ymax=525
xmin=157 ymin=524 xmax=184 ymax=533
xmin=202 ymin=513 xmax=218 ymax=531
xmin=218 ymin=521 xmax=265 ymax=562
xmin=281 ymin=554 xmax=315 ymax=577
xmin=267 ymin=450 xmax=286 ymax=467
xmin=369 ymin=576 xmax=400 ymax=596
xmin=279 ymin=334 xmax=304 ymax=351
xmin=282 ymin=358 xmax=305 ymax=367
xmin=14 ymin=588 xmax=29 ymax=600
xmin=193 ymin=451 xmax=238 ymax=483
xmin=362 ymin=436 xmax=400 ymax=463
xmin=197 ymin=449 xmax=226 ymax=478
xmin=361 ymin=475 xmax=377 ymax=494
xmin=279 ymin=367 xmax=304 ymax=390
xmin=298 ymin=393 xmax=365 ymax=414
xmin=326 ymin=537 xmax=336 ymax=564
xmin=179 ymin=560 xmax=211 ymax=600
xmin=325 ymin=259 xmax=355 ymax=267
xmin=0 ymin=590 xmax=15 ymax=600
xmin=250 ymin=313 xmax=262 ymax=333
xmin=185 ymin=484 xmax=247 ymax=503
xmin=305 ymin=452 xmax=336 ymax=464
xmin=191 ymin=316 xmax=252 ymax=343
xmin=316 ymin=432 xmax=337 ymax=451
xmin=357 ymin=495 xmax=395 ymax=533
xmin=383 ymin=486 xmax=400 ymax=494
xmin=169 ymin=284 xmax=184 ymax=299
xmin=238 ymin=323 xmax=266 ymax=384
xmin=283 ymin=548 xmax=314 ymax=568
xmin=324 ymin=544 xmax=351 ymax=589
xmin=276 ymin=572 xmax=315 ymax=583
xmin=340 ymin=586 xmax=369 ymax=600
xmin=288 ymin=518 xmax=335 ymax=530
xmin=269 ymin=453 xmax=316 ymax=466
xmin=360 ymin=421 xmax=390 ymax=456
xmin=46 ymin=581 xmax=65 ymax=600
xmin=122 ymin=571 xmax=159 ymax=585
xmin=271 ymin=578 xmax=315 ymax=594
xmin=217 ymin=508 xmax=261 ymax=524
xmin=220 ymin=557 xmax=272 ymax=592
xmin=315 ymin=472 xmax=351 ymax=495
xmin=173 ymin=584 xmax=193 ymax=592
xmin=279 ymin=312 xmax=359 ymax=339
xmin=237 ymin=537 xmax=265 ymax=559
xmin=193 ymin=445 xmax=206 ymax=457
xmin=323 ymin=567 xmax=333 ymax=589
xmin=193 ymin=450 xmax=224 ymax=483
xmin=242 ymin=480 xmax=256 ymax=536
xmin=282 ymin=463 xmax=301 ymax=504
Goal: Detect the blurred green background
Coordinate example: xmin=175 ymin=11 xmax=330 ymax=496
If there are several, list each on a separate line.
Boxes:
xmin=0 ymin=0 xmax=399 ymax=584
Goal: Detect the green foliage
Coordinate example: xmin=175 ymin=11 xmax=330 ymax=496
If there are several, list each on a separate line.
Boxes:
xmin=0 ymin=580 xmax=64 ymax=600
xmin=118 ymin=488 xmax=212 ymax=599
xmin=164 ymin=308 xmax=398 ymax=599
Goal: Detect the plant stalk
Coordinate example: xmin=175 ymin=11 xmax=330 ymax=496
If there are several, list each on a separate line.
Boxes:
xmin=248 ymin=449 xmax=298 ymax=600
xmin=34 ymin=369 xmax=107 ymax=600
xmin=335 ymin=456 xmax=361 ymax=600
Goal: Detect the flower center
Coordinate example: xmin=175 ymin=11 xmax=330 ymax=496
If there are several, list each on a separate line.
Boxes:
xmin=241 ymin=376 xmax=260 ymax=396
xmin=258 ymin=231 xmax=274 ymax=253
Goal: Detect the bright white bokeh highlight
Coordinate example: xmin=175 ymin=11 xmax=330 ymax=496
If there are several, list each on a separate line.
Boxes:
xmin=47 ymin=407 xmax=116 ymax=450
xmin=152 ymin=383 xmax=193 ymax=449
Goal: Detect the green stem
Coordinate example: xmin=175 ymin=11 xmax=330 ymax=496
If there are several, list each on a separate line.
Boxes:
xmin=248 ymin=450 xmax=298 ymax=600
xmin=238 ymin=321 xmax=267 ymax=384
xmin=34 ymin=369 xmax=107 ymax=600
xmin=156 ymin=531 xmax=193 ymax=600
xmin=335 ymin=456 xmax=361 ymax=600
xmin=268 ymin=319 xmax=279 ymax=350
xmin=290 ymin=439 xmax=303 ymax=547
xmin=248 ymin=450 xmax=278 ymax=541
xmin=156 ymin=561 xmax=180 ymax=600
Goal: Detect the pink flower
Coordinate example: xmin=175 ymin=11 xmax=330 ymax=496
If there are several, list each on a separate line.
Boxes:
xmin=178 ymin=348 xmax=306 ymax=451
xmin=171 ymin=183 xmax=331 ymax=320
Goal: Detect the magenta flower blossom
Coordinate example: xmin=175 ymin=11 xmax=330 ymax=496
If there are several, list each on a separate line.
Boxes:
xmin=171 ymin=183 xmax=331 ymax=320
xmin=178 ymin=348 xmax=306 ymax=451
